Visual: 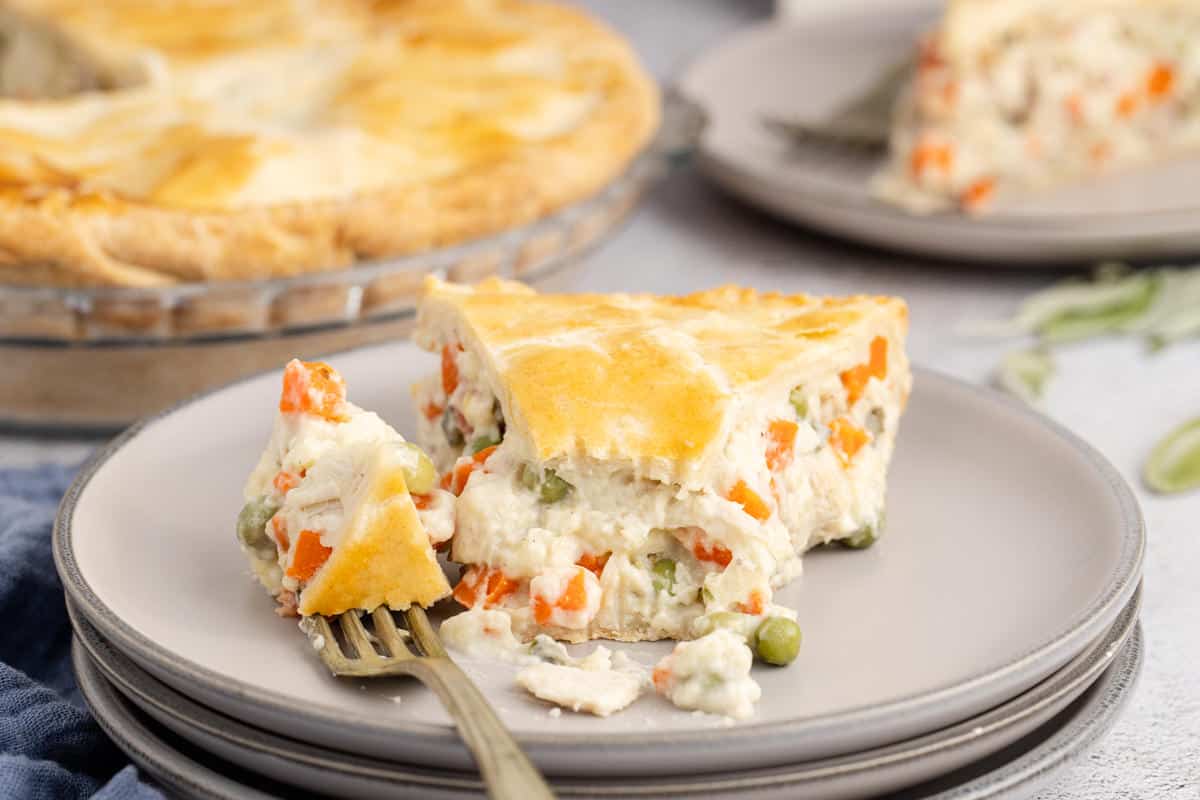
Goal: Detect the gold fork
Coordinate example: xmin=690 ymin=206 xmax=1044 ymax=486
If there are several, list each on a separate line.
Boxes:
xmin=309 ymin=607 xmax=555 ymax=800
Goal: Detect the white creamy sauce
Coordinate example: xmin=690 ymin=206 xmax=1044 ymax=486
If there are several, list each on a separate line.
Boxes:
xmin=653 ymin=630 xmax=761 ymax=720
xmin=415 ymin=489 xmax=456 ymax=546
xmin=440 ymin=609 xmax=535 ymax=665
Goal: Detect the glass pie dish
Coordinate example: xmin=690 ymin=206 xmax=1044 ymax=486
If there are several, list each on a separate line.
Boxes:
xmin=0 ymin=91 xmax=704 ymax=432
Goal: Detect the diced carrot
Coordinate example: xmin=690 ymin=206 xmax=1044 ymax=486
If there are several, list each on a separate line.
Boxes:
xmin=692 ymin=538 xmax=733 ymax=568
xmin=1147 ymin=62 xmax=1175 ymax=100
xmin=728 ymin=480 xmax=771 ymax=522
xmin=1116 ymin=92 xmax=1140 ymax=119
xmin=272 ymin=471 xmax=301 ymax=494
xmin=271 ymin=515 xmax=289 ymax=551
xmin=454 ymin=566 xmax=518 ymax=609
xmin=453 ymin=571 xmax=478 ymax=607
xmin=737 ymin=589 xmax=765 ymax=616
xmin=652 ymin=664 xmax=671 ymax=692
xmin=286 ymin=530 xmax=332 ymax=582
xmin=941 ymin=80 xmax=959 ymax=108
xmin=444 ymin=446 xmax=500 ymax=496
xmin=441 ymin=345 xmax=460 ymax=396
xmin=422 ymin=401 xmax=444 ymax=421
xmin=841 ymin=336 xmax=889 ymax=406
xmin=1065 ymin=93 xmax=1084 ymax=125
xmin=483 ymin=569 xmax=519 ymax=605
xmin=908 ymin=142 xmax=954 ymax=178
xmin=829 ymin=417 xmax=870 ymax=467
xmin=961 ymin=177 xmax=996 ymax=212
xmin=918 ymin=37 xmax=943 ymax=70
xmin=557 ymin=569 xmax=590 ymax=611
xmin=279 ymin=360 xmax=347 ymax=422
xmin=412 ymin=493 xmax=434 ymax=510
xmin=868 ymin=335 xmax=888 ymax=376
xmin=533 ymin=596 xmax=553 ymax=625
xmin=766 ymin=419 xmax=798 ymax=472
xmin=577 ymin=552 xmax=611 ymax=577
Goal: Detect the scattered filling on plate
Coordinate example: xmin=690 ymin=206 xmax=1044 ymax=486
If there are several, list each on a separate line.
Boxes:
xmin=874 ymin=0 xmax=1200 ymax=213
xmin=516 ymin=648 xmax=646 ymax=718
xmin=651 ymin=630 xmax=762 ymax=720
xmin=237 ymin=359 xmax=451 ymax=617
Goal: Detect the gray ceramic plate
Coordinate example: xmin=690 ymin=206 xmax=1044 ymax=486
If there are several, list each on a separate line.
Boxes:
xmin=54 ymin=341 xmax=1144 ymax=776
xmin=73 ymin=626 xmax=1144 ymax=800
xmin=680 ymin=1 xmax=1200 ymax=264
xmin=71 ymin=589 xmax=1140 ymax=800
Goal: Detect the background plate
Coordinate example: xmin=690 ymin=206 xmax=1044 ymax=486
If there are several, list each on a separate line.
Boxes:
xmin=72 ymin=627 xmax=1145 ymax=800
xmin=70 ymin=589 xmax=1140 ymax=800
xmin=55 ymin=342 xmax=1144 ymax=776
xmin=679 ymin=2 xmax=1200 ymax=264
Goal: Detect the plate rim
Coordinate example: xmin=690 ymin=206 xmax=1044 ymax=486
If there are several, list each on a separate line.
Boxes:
xmin=52 ymin=343 xmax=1146 ymax=757
xmin=71 ymin=622 xmax=1146 ymax=800
xmin=678 ymin=8 xmax=1200 ymax=241
xmin=70 ymin=586 xmax=1141 ymax=795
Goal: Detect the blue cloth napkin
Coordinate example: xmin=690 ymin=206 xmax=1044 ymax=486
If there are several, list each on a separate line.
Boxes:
xmin=0 ymin=464 xmax=162 ymax=800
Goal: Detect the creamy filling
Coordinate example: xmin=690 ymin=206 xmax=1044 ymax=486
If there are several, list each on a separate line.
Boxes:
xmin=875 ymin=7 xmax=1200 ymax=212
xmin=240 ymin=401 xmax=448 ymax=601
xmin=417 ymin=337 xmax=901 ymax=642
xmin=652 ymin=629 xmax=761 ymax=720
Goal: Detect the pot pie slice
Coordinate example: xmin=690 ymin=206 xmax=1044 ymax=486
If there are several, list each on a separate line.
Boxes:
xmin=873 ymin=0 xmax=1200 ymax=213
xmin=238 ymin=359 xmax=452 ymax=617
xmin=413 ymin=278 xmax=911 ymax=643
xmin=0 ymin=0 xmax=658 ymax=287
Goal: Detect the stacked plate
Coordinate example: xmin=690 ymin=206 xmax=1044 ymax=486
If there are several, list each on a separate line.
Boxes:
xmin=55 ymin=342 xmax=1145 ymax=799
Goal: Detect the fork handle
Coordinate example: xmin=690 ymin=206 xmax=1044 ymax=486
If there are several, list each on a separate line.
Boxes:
xmin=415 ymin=658 xmax=556 ymax=800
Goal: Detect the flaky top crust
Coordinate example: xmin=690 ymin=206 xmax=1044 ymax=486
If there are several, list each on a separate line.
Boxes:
xmin=0 ymin=0 xmax=659 ymax=287
xmin=416 ymin=278 xmax=909 ymax=487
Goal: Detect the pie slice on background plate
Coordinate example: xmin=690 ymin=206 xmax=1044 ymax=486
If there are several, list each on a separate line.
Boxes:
xmin=413 ymin=278 xmax=911 ymax=643
xmin=873 ymin=0 xmax=1200 ymax=213
xmin=237 ymin=359 xmax=453 ymax=617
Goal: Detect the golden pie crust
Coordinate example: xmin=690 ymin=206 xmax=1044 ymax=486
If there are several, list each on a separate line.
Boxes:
xmin=0 ymin=0 xmax=659 ymax=287
xmin=416 ymin=277 xmax=910 ymax=487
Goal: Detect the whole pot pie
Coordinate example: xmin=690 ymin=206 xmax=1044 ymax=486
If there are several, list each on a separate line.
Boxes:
xmin=0 ymin=0 xmax=659 ymax=287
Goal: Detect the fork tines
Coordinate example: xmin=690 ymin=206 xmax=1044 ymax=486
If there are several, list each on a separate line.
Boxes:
xmin=308 ymin=606 xmax=444 ymax=677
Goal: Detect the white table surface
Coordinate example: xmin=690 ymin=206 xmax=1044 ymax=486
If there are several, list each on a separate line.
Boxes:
xmin=4 ymin=1 xmax=1197 ymax=797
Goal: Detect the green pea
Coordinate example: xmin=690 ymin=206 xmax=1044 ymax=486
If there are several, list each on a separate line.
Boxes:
xmin=841 ymin=512 xmax=884 ymax=549
xmin=441 ymin=408 xmax=464 ymax=447
xmin=470 ymin=434 xmax=502 ymax=455
xmin=398 ymin=443 xmax=437 ymax=495
xmin=236 ymin=497 xmax=278 ymax=554
xmin=517 ymin=463 xmax=539 ymax=491
xmin=701 ymin=586 xmax=715 ymax=605
xmin=841 ymin=524 xmax=877 ymax=549
xmin=789 ymin=386 xmax=808 ymax=419
xmin=651 ymin=558 xmax=676 ymax=594
xmin=754 ymin=617 xmax=802 ymax=666
xmin=693 ymin=611 xmax=755 ymax=641
xmin=538 ymin=469 xmax=572 ymax=504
